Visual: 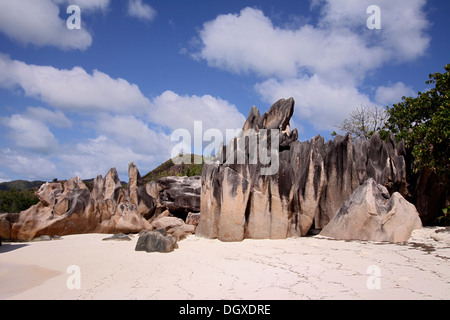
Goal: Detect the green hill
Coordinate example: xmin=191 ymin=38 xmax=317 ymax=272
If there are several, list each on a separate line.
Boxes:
xmin=0 ymin=180 xmax=46 ymax=191
xmin=142 ymin=154 xmax=204 ymax=183
xmin=0 ymin=154 xmax=206 ymax=213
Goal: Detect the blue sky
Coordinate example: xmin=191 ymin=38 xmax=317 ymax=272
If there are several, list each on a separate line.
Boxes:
xmin=0 ymin=0 xmax=449 ymax=182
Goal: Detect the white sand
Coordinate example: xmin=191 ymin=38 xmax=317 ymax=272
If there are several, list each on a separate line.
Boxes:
xmin=1 ymin=229 xmax=449 ymax=300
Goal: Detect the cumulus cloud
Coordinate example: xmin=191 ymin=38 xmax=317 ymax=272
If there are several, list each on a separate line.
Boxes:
xmin=95 ymin=114 xmax=171 ymax=155
xmin=0 ymin=0 xmax=99 ymax=50
xmin=314 ymin=0 xmax=430 ymax=61
xmin=57 ymin=135 xmax=149 ymax=179
xmin=255 ymin=75 xmax=373 ymax=130
xmin=1 ymin=107 xmax=71 ymax=155
xmin=57 ymin=130 xmax=172 ymax=180
xmin=192 ymin=1 xmax=431 ymax=130
xmin=0 ymin=148 xmax=58 ymax=180
xmin=0 ymin=171 xmax=10 ymax=183
xmin=2 ymin=114 xmax=58 ymax=154
xmin=0 ymin=51 xmax=248 ymax=180
xmin=375 ymin=82 xmax=417 ymax=106
xmin=22 ymin=106 xmax=72 ymax=128
xmin=127 ymin=0 xmax=157 ymax=22
xmin=54 ymin=0 xmax=110 ymax=12
xmin=1 ymin=114 xmax=171 ymax=181
xmin=0 ymin=54 xmax=151 ymax=114
xmin=194 ymin=1 xmax=429 ymax=80
xmin=194 ymin=7 xmax=385 ymax=82
xmin=150 ymin=90 xmax=246 ymax=135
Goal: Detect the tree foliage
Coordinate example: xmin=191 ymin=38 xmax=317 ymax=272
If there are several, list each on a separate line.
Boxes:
xmin=332 ymin=105 xmax=388 ymax=140
xmin=0 ymin=188 xmax=39 ymax=213
xmin=385 ymin=64 xmax=450 ymax=178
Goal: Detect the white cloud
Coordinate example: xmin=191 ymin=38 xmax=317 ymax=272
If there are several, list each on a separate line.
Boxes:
xmin=0 ymin=51 xmax=249 ymax=180
xmin=375 ymin=82 xmax=417 ymax=106
xmin=1 ymin=106 xmax=71 ymax=155
xmin=255 ymin=75 xmax=374 ymax=130
xmin=0 ymin=0 xmax=95 ymax=50
xmin=2 ymin=113 xmax=58 ymax=154
xmin=0 ymin=149 xmax=58 ymax=180
xmin=0 ymin=54 xmax=151 ymax=114
xmin=194 ymin=3 xmax=430 ymax=81
xmin=192 ymin=1 xmax=430 ymax=131
xmin=193 ymin=7 xmax=385 ymax=81
xmin=127 ymin=0 xmax=157 ymax=22
xmin=314 ymin=0 xmax=430 ymax=62
xmin=0 ymin=171 xmax=10 ymax=183
xmin=58 ymin=134 xmax=168 ymax=180
xmin=23 ymin=106 xmax=72 ymax=128
xmin=95 ymin=114 xmax=171 ymax=155
xmin=54 ymin=0 xmax=110 ymax=12
xmin=150 ymin=90 xmax=246 ymax=134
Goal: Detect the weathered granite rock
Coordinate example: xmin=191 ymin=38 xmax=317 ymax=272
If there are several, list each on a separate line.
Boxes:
xmin=170 ymin=228 xmax=188 ymax=242
xmin=320 ymin=178 xmax=422 ymax=243
xmin=409 ymin=168 xmax=449 ymax=226
xmin=432 ymin=228 xmax=450 ymax=244
xmin=36 ymin=182 xmax=63 ymax=206
xmin=128 ymin=162 xmax=155 ymax=219
xmin=32 ymin=235 xmax=53 ymax=241
xmin=102 ymin=233 xmax=132 ymax=241
xmin=135 ymin=230 xmax=178 ymax=253
xmin=151 ymin=216 xmax=185 ymax=231
xmin=0 ymin=213 xmax=19 ymax=241
xmin=197 ymin=98 xmax=409 ymax=241
xmin=186 ymin=212 xmax=201 ymax=226
xmin=10 ymin=163 xmax=155 ymax=241
xmin=156 ymin=176 xmax=201 ymax=218
xmin=151 ymin=215 xmax=196 ymax=240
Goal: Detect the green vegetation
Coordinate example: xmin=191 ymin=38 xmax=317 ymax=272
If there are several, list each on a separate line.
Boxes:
xmin=142 ymin=154 xmax=204 ymax=183
xmin=436 ymin=206 xmax=449 ymax=226
xmin=0 ymin=180 xmax=45 ymax=191
xmin=333 ymin=64 xmax=449 ymax=223
xmin=331 ymin=105 xmax=388 ymax=140
xmin=0 ymin=188 xmax=39 ymax=213
xmin=385 ymin=64 xmax=449 ymax=178
xmin=0 ymin=154 xmax=206 ymax=213
xmin=334 ymin=64 xmax=449 ymax=180
xmin=334 ymin=64 xmax=449 ymax=179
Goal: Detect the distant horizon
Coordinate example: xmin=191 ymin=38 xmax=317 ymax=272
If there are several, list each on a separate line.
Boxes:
xmin=1 ymin=0 xmax=449 ymax=182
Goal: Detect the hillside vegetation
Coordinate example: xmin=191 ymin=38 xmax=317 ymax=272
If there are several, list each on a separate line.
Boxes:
xmin=0 ymin=154 xmax=205 ymax=213
xmin=142 ymin=154 xmax=204 ymax=183
xmin=0 ymin=188 xmax=39 ymax=213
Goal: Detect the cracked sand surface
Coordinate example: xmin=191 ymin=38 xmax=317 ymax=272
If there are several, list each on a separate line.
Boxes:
xmin=1 ymin=228 xmax=449 ymax=300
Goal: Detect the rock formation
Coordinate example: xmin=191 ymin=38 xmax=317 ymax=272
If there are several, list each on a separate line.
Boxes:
xmin=153 ymin=176 xmax=201 ymax=219
xmin=4 ymin=160 xmax=202 ymax=241
xmin=135 ymin=229 xmax=178 ymax=253
xmin=196 ymin=98 xmax=409 ymax=241
xmin=319 ymin=178 xmax=422 ymax=242
xmin=9 ymin=163 xmax=155 ymax=241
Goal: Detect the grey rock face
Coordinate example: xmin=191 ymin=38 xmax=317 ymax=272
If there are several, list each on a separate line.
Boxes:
xmin=10 ymin=163 xmax=155 ymax=241
xmin=156 ymin=176 xmax=201 ymax=216
xmin=135 ymin=230 xmax=178 ymax=253
xmin=320 ymin=178 xmax=422 ymax=243
xmin=128 ymin=162 xmax=155 ymax=219
xmin=197 ymin=98 xmax=408 ymax=241
xmin=102 ymin=233 xmax=132 ymax=241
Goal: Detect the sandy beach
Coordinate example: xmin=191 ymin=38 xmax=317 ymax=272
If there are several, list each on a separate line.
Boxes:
xmin=1 ymin=228 xmax=449 ymax=300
